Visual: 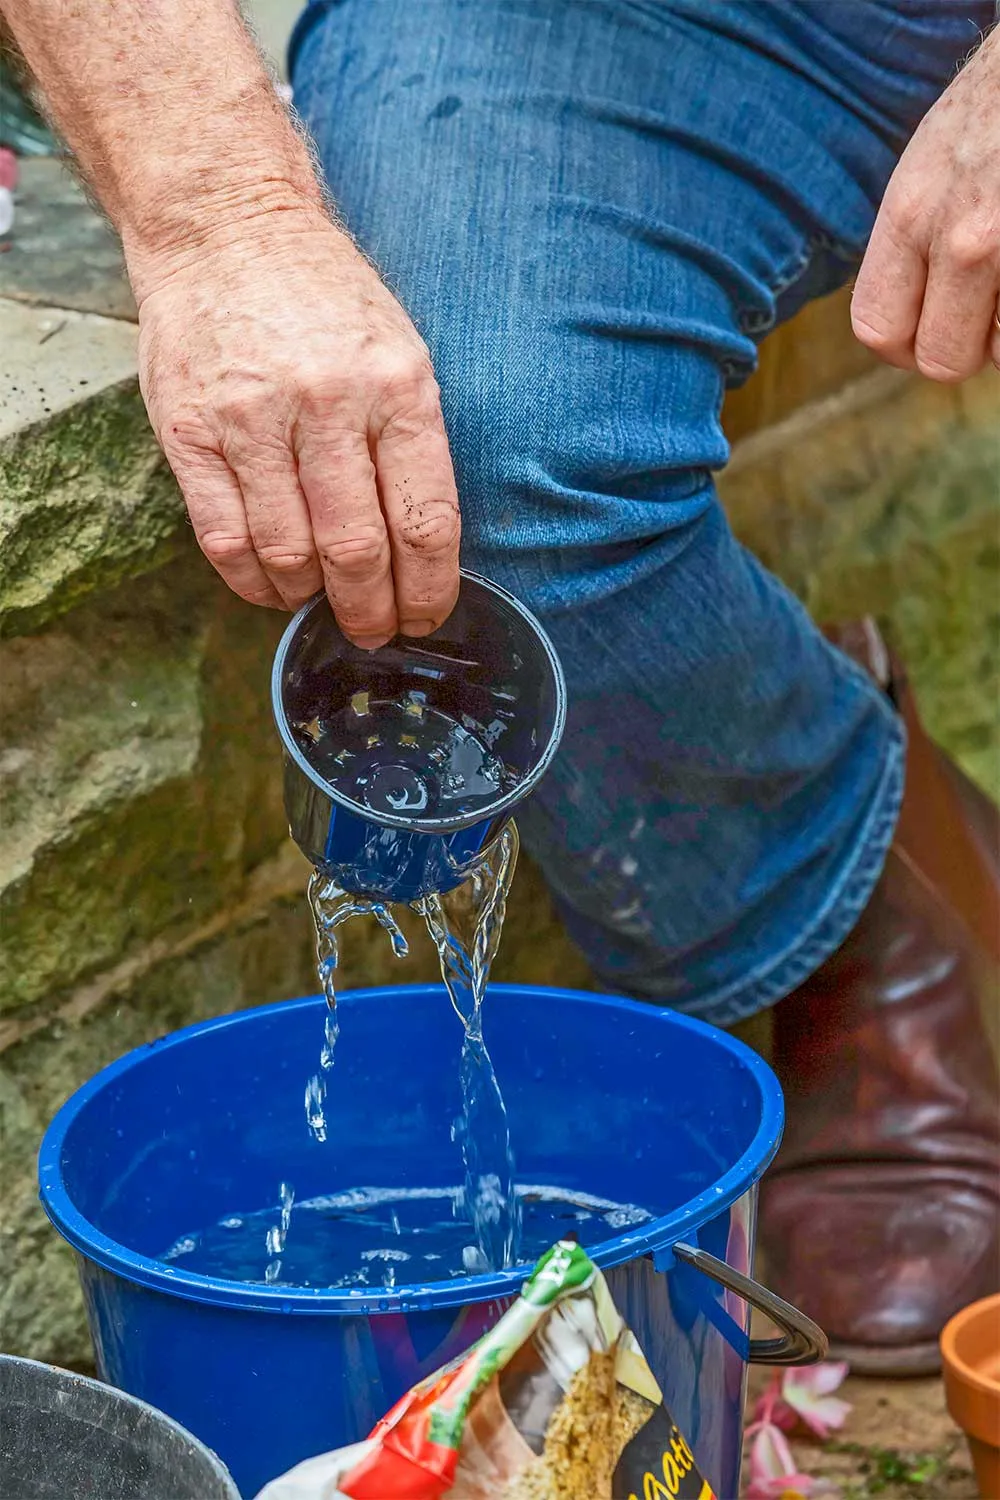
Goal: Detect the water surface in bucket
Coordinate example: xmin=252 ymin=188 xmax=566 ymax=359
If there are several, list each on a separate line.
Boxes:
xmin=303 ymin=826 xmax=523 ymax=1273
xmin=161 ymin=1184 xmax=653 ymax=1288
xmin=294 ymin=692 xmax=522 ymax=822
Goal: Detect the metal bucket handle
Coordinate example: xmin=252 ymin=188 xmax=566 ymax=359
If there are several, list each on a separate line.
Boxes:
xmin=674 ymin=1241 xmax=828 ymax=1366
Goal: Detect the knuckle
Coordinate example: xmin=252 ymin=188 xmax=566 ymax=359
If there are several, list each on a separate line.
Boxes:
xmin=941 ymin=223 xmax=994 ymax=273
xmin=336 ymin=610 xmax=396 ymax=639
xmin=376 ymin=354 xmax=441 ymax=420
xmin=319 ymin=525 xmax=390 ymax=579
xmin=158 ymin=407 xmax=212 ymax=441
xmin=396 ymin=500 xmax=461 ymax=558
xmin=199 ymin=529 xmax=254 ymax=565
xmin=160 ymin=416 xmax=220 ymax=466
xmin=297 ymin=372 xmax=355 ymax=421
xmin=221 ymin=425 xmax=293 ymax=471
xmin=883 ymin=186 xmax=922 ymax=242
xmin=255 ymin=544 xmax=318 ymax=575
xmin=914 ymin=351 xmax=967 ymax=383
xmin=378 ymin=345 xmax=436 ymax=390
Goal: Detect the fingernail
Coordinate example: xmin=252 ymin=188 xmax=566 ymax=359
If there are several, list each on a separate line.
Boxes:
xmin=354 ymin=636 xmax=390 ymax=652
xmin=400 ymin=618 xmax=438 ymax=638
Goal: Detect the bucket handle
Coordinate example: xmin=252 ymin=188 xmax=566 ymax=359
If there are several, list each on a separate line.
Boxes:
xmin=673 ymin=1241 xmax=828 ymax=1366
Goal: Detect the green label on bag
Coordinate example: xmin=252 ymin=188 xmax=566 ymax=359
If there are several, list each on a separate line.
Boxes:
xmin=521 ymin=1239 xmax=597 ymax=1307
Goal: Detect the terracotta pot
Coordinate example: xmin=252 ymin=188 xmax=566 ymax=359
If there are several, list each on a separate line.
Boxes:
xmin=941 ymin=1294 xmax=1000 ymax=1500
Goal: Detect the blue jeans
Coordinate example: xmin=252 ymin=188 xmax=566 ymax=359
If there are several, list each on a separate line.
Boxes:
xmin=290 ymin=0 xmax=992 ymax=1026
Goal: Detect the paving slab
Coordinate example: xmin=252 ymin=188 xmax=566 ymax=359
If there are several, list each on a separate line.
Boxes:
xmin=0 ymin=297 xmax=137 ymax=440
xmin=3 ymin=157 xmax=134 ymax=321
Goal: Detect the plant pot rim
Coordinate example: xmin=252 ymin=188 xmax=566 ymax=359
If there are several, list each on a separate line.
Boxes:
xmin=941 ymin=1292 xmax=1000 ymax=1402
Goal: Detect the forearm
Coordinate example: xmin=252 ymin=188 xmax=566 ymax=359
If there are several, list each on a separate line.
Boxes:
xmin=3 ymin=2 xmax=462 ymax=645
xmin=1 ymin=0 xmax=329 ymax=296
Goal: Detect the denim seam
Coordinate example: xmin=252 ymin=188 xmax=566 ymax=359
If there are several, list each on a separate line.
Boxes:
xmin=738 ymin=239 xmax=815 ymax=337
xmin=738 ymin=232 xmax=858 ymax=339
xmin=679 ymin=697 xmax=906 ymax=1027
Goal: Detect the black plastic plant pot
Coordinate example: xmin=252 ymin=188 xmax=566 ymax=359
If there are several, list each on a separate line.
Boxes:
xmin=271 ymin=571 xmax=567 ymax=902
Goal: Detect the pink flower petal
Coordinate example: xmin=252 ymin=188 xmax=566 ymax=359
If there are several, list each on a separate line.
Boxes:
xmin=805 ymin=1397 xmax=852 ymax=1439
xmin=780 ymin=1363 xmax=852 ymax=1438
xmin=769 ymin=1398 xmax=800 ymax=1433
xmin=782 ymin=1362 xmax=849 ymax=1402
xmin=810 ymin=1362 xmax=849 ymax=1397
xmin=745 ymin=1478 xmax=788 ymax=1498
xmin=750 ymin=1424 xmax=797 ymax=1482
xmin=745 ymin=1474 xmax=840 ymax=1498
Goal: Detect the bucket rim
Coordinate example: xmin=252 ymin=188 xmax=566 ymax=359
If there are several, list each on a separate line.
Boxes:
xmin=38 ymin=984 xmax=783 ymax=1315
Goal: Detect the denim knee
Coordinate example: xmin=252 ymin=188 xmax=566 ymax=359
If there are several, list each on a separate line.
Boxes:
xmin=434 ymin=321 xmax=724 ymax=616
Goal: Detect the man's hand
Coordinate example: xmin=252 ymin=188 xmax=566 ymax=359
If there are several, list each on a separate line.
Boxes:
xmin=1 ymin=0 xmax=460 ymax=645
xmin=852 ymin=26 xmax=1000 ymax=381
xmin=137 ymin=210 xmax=460 ymax=645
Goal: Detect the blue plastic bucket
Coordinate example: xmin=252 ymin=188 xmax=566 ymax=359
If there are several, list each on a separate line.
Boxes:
xmin=39 ymin=985 xmax=812 ymax=1499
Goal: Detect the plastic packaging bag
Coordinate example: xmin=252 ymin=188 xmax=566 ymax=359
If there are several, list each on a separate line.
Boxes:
xmin=256 ymin=1240 xmax=716 ymax=1500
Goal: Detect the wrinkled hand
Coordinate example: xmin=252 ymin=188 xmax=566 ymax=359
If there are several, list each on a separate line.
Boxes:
xmin=136 ymin=211 xmax=460 ymax=645
xmin=852 ymin=27 xmax=1000 ymax=380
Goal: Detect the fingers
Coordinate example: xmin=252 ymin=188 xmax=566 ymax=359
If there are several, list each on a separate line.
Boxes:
xmin=854 ymin=186 xmax=999 ymax=382
xmin=296 ymin=357 xmax=461 ymax=646
xmin=169 ymin=444 xmax=285 ymax=609
xmin=913 ymin=239 xmax=997 ymax=383
xmin=992 ymin=307 xmax=1000 ymax=372
xmin=230 ymin=445 xmax=325 ymax=610
xmin=167 ymin=383 xmax=461 ymax=643
xmin=851 ymin=205 xmax=926 ymax=371
xmin=375 ymin=392 xmax=461 ymax=638
xmin=296 ymin=424 xmax=398 ymax=648
xmin=158 ymin=339 xmax=461 ymax=639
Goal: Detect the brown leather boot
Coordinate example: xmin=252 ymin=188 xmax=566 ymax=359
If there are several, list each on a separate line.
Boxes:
xmin=760 ymin=620 xmax=1000 ymax=1376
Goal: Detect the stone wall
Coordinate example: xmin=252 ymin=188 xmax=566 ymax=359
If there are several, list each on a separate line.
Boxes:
xmin=0 ymin=525 xmax=592 ymax=1364
xmin=0 ymin=171 xmax=996 ymax=1366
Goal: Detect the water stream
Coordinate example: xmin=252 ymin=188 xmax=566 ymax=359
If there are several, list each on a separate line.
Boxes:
xmin=416 ymin=825 xmax=520 ymax=1270
xmin=304 ymin=870 xmax=408 ymax=1146
xmin=264 ymin=1180 xmax=294 ymax=1284
xmin=301 ymin=824 xmax=522 ymax=1274
xmin=158 ymin=825 xmax=661 ymax=1288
